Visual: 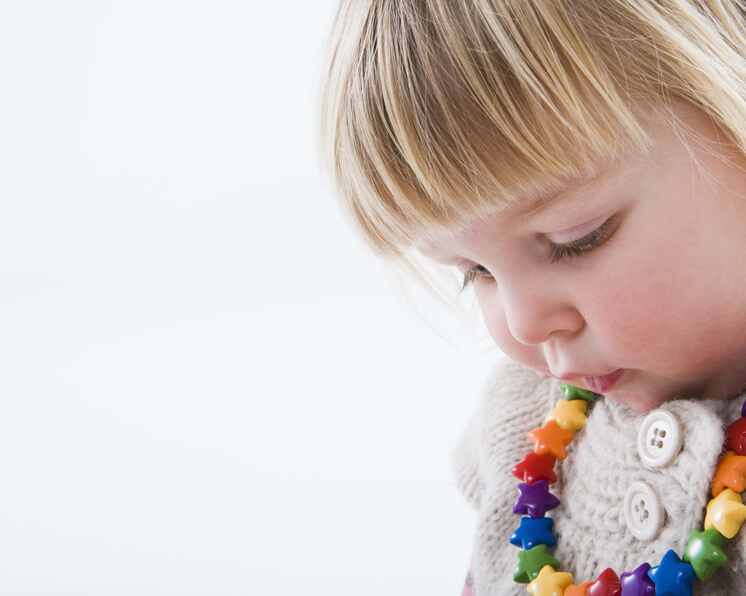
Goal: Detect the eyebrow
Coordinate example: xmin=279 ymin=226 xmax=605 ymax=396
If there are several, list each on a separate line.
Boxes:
xmin=509 ymin=165 xmax=620 ymax=222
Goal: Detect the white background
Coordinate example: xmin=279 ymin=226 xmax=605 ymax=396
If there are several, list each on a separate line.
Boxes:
xmin=1 ymin=1 xmax=499 ymax=594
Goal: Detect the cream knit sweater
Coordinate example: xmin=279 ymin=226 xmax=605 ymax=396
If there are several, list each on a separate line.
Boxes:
xmin=453 ymin=358 xmax=746 ymax=595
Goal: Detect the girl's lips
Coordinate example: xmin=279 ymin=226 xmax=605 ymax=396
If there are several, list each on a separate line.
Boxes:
xmin=580 ymin=369 xmax=624 ymax=393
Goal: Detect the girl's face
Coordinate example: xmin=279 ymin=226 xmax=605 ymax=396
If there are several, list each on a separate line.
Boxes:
xmin=418 ymin=105 xmax=746 ymax=412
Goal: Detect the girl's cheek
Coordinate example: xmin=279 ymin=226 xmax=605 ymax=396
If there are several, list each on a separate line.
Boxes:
xmin=585 ymin=270 xmax=669 ymax=351
xmin=474 ymin=287 xmax=508 ymax=348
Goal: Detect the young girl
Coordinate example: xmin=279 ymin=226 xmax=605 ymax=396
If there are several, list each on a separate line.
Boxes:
xmin=320 ymin=1 xmax=746 ymax=594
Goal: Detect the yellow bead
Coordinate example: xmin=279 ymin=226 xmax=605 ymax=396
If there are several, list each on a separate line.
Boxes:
xmin=527 ymin=564 xmax=573 ymax=596
xmin=704 ymin=488 xmax=746 ymax=539
xmin=546 ymin=399 xmax=587 ymax=432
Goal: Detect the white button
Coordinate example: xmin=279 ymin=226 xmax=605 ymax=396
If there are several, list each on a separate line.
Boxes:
xmin=637 ymin=409 xmax=683 ymax=468
xmin=623 ymin=481 xmax=665 ymax=541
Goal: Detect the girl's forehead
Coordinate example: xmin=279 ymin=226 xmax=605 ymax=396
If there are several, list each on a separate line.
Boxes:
xmin=446 ymin=165 xmax=625 ymax=233
xmin=416 ymin=156 xmax=643 ymax=263
xmin=465 ymin=103 xmax=685 ymax=223
xmin=503 ymin=165 xmax=623 ymax=222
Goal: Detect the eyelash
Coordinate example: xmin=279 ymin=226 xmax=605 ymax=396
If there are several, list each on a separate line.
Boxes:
xmin=460 ymin=215 xmax=619 ymax=290
xmin=548 ymin=215 xmax=619 ymax=263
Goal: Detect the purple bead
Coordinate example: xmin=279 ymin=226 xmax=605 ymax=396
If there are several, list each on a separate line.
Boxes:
xmin=513 ymin=479 xmax=560 ymax=518
xmin=620 ymin=563 xmax=655 ymax=595
xmin=741 ymin=399 xmax=746 ymax=418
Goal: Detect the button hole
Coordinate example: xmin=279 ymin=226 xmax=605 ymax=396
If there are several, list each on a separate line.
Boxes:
xmin=660 ymin=430 xmax=666 ymax=438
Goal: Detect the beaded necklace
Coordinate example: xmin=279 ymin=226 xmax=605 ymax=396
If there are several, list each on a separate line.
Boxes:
xmin=509 ymin=383 xmax=746 ymax=596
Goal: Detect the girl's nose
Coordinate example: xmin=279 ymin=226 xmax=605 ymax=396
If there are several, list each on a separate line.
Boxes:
xmin=498 ymin=275 xmax=585 ymax=345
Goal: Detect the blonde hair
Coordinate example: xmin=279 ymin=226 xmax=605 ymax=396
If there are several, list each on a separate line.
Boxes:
xmin=319 ymin=0 xmax=746 ymax=261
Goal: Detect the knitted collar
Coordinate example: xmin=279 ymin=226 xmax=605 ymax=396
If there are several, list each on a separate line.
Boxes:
xmin=509 ymin=383 xmax=746 ymax=596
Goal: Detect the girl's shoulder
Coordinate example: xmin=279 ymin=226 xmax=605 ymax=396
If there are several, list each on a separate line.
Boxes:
xmin=480 ymin=357 xmax=556 ymax=414
xmin=452 ymin=357 xmax=558 ymax=509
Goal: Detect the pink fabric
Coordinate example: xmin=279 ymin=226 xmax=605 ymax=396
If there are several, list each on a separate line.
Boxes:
xmin=461 ymin=569 xmax=474 ymax=596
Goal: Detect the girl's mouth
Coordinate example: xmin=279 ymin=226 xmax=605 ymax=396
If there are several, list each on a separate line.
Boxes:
xmin=580 ymin=369 xmax=624 ymax=393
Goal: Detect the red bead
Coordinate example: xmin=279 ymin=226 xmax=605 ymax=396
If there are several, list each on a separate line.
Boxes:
xmin=512 ymin=452 xmax=557 ymax=484
xmin=588 ymin=568 xmax=621 ymax=596
xmin=726 ymin=417 xmax=746 ymax=455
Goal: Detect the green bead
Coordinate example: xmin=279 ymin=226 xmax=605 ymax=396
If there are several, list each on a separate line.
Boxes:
xmin=683 ymin=527 xmax=728 ymax=581
xmin=560 ymin=382 xmax=601 ymax=403
xmin=513 ymin=544 xmax=560 ymax=583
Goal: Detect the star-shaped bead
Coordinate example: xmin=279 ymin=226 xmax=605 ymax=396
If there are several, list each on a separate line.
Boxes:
xmin=528 ymin=420 xmax=575 ymax=459
xmin=683 ymin=527 xmax=728 ymax=581
xmin=514 ymin=546 xmax=561 ymax=583
xmin=647 ymin=550 xmax=695 ymax=596
xmin=620 ymin=563 xmax=655 ymax=596
xmin=512 ymin=452 xmax=558 ymax=484
xmin=546 ymin=399 xmax=587 ymax=432
xmin=704 ymin=488 xmax=746 ymax=538
xmin=526 ymin=564 xmax=573 ymax=596
xmin=726 ymin=416 xmax=746 ymax=455
xmin=564 ymin=581 xmax=593 ymax=596
xmin=509 ymin=516 xmax=556 ymax=550
xmin=513 ymin=479 xmax=560 ymax=518
xmin=560 ymin=382 xmax=601 ymax=403
xmin=587 ymin=567 xmax=621 ymax=596
xmin=711 ymin=450 xmax=746 ymax=496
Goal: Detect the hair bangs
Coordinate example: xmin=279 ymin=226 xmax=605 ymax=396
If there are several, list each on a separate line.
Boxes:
xmin=320 ymin=0 xmax=746 ymax=256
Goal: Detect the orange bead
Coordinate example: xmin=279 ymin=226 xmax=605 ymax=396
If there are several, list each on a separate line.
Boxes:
xmin=712 ymin=451 xmax=746 ymax=496
xmin=565 ymin=581 xmax=593 ymax=595
xmin=528 ymin=420 xmax=576 ymax=459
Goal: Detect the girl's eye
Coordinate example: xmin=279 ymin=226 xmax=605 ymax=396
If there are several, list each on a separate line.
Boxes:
xmin=547 ymin=215 xmax=619 ymax=264
xmin=461 ymin=264 xmax=492 ymax=291
xmin=460 ymin=215 xmax=620 ymax=290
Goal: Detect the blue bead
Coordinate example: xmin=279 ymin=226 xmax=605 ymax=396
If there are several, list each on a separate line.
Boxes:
xmin=647 ymin=550 xmax=696 ymax=596
xmin=509 ymin=516 xmax=556 ymax=550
